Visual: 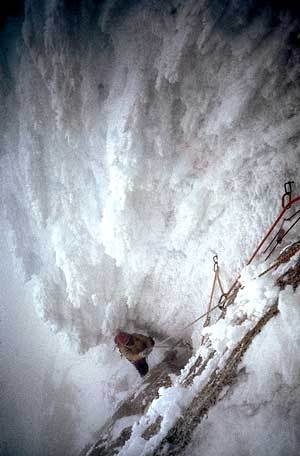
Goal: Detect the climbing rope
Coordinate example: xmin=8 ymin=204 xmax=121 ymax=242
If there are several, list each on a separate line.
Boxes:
xmin=263 ymin=209 xmax=300 ymax=261
xmin=158 ymin=182 xmax=300 ymax=351
xmin=264 ymin=208 xmax=300 ymax=252
xmin=158 ymin=301 xmax=222 ymax=350
xmin=106 ymin=182 xmax=300 ymax=445
xmin=218 ymin=183 xmax=300 ymax=309
xmin=217 ymin=278 xmax=241 ymax=311
xmin=204 ymin=255 xmax=224 ymax=326
xmin=247 ymin=184 xmax=300 ymax=265
xmin=200 ymin=255 xmax=225 ymax=344
xmin=158 ymin=256 xmax=226 ymax=350
xmin=259 ymin=240 xmax=300 ymax=278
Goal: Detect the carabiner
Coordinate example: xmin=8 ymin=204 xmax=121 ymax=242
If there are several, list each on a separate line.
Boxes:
xmin=218 ymin=292 xmax=227 ymax=310
xmin=282 ymin=181 xmax=294 ymax=208
xmin=213 ymin=254 xmax=218 ymax=272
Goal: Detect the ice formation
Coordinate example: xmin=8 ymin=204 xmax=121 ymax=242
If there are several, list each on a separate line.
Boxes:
xmin=84 ymin=246 xmax=300 ymax=456
xmin=1 ymin=0 xmax=300 ymax=455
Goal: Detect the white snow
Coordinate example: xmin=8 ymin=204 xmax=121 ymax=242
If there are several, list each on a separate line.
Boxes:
xmin=1 ymin=0 xmax=300 ymax=454
xmin=184 ymin=285 xmax=300 ymax=456
xmin=112 ymin=415 xmax=141 ymax=441
xmin=116 ymin=264 xmax=281 ymax=455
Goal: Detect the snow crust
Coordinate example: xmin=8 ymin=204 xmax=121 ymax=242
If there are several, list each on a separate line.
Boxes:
xmin=1 ymin=0 xmax=300 ymax=454
xmin=115 ymin=263 xmax=280 ymax=455
xmin=184 ymin=285 xmax=300 ymax=456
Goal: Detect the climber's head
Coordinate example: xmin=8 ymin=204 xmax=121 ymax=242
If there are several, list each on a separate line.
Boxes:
xmin=114 ymin=330 xmax=131 ymax=346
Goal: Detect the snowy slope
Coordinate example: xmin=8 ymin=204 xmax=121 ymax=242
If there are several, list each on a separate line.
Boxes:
xmin=84 ymin=240 xmax=300 ymax=455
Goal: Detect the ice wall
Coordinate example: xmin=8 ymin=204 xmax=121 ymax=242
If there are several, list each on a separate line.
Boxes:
xmin=2 ymin=0 xmax=300 ymax=353
xmin=0 ymin=221 xmax=136 ymax=455
xmin=1 ymin=0 xmax=300 ymax=454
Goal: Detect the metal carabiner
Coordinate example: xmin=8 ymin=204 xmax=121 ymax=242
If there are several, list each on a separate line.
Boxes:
xmin=282 ymin=181 xmax=294 ymax=208
xmin=218 ymin=292 xmax=227 ymax=310
xmin=213 ymin=254 xmax=218 ymax=272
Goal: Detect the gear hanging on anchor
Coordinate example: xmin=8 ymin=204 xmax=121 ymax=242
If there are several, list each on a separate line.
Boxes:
xmin=262 ymin=181 xmax=300 ymax=261
xmin=200 ymin=255 xmax=226 ymax=346
xmin=281 ymin=181 xmax=294 ymax=209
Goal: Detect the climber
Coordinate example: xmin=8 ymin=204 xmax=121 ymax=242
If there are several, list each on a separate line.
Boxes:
xmin=114 ymin=330 xmax=155 ymax=377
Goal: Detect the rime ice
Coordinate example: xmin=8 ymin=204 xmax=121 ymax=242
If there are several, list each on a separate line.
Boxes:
xmin=1 ymin=0 xmax=300 ymax=455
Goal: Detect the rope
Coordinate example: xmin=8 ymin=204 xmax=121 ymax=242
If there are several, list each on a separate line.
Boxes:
xmin=264 ymin=212 xmax=300 ymax=261
xmin=217 ymin=276 xmax=241 ymax=310
xmin=259 ymin=240 xmax=300 ymax=278
xmin=106 ymin=184 xmax=300 ymax=438
xmin=158 ymin=302 xmax=222 ymax=349
xmin=158 ymin=256 xmax=228 ymax=350
xmin=204 ymin=257 xmax=218 ymax=324
xmin=155 ymin=345 xmax=175 ymax=348
xmin=200 ymin=256 xmax=225 ymax=344
xmin=262 ymin=209 xmax=300 ymax=257
xmin=216 ymin=272 xmax=225 ymax=294
xmin=246 ymin=195 xmax=300 ymax=265
xmin=204 ymin=271 xmax=217 ymax=325
xmin=156 ymin=188 xmax=300 ymax=353
xmin=218 ymin=192 xmax=300 ymax=308
xmin=123 ymin=187 xmax=300 ymax=402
